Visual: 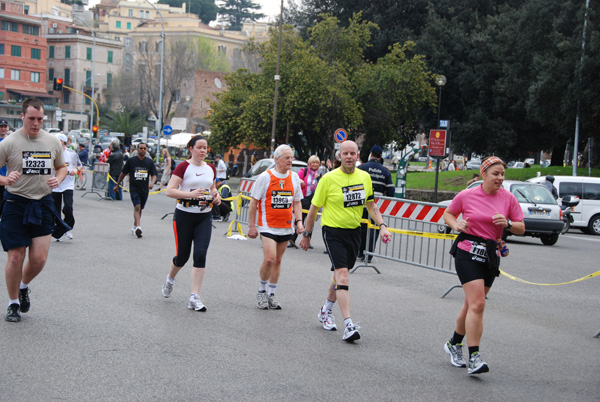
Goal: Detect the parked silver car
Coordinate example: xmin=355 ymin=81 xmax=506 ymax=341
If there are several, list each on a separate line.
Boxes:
xmin=438 ymin=180 xmax=564 ymax=245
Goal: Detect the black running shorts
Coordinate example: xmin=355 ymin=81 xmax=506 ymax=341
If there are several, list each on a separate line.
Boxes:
xmin=454 ymin=248 xmax=497 ymax=288
xmin=322 ymin=226 xmax=361 ymax=271
xmin=260 ymin=232 xmax=293 ymax=243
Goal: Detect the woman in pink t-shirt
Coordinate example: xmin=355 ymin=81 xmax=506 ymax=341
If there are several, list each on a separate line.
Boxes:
xmin=442 ymin=156 xmax=525 ymax=375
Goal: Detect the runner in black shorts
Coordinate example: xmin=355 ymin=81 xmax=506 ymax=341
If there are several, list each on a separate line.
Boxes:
xmin=248 ymin=145 xmax=304 ymax=310
xmin=300 ymin=141 xmax=391 ymax=342
xmin=115 ymin=143 xmax=157 ymax=238
xmin=0 ymin=98 xmax=67 ymax=322
xmin=443 ymin=156 xmax=525 ymax=375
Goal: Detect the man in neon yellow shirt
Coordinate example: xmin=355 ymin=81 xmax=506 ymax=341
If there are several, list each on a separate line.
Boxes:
xmin=300 ymin=141 xmax=391 ymax=342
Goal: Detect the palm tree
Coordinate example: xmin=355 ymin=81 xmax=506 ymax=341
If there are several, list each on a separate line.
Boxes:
xmin=102 ymin=109 xmax=146 ymax=141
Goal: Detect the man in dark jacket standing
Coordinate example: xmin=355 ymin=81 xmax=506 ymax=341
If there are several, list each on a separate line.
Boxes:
xmin=358 ymin=145 xmax=395 ymax=262
xmin=107 ymin=140 xmax=124 ymax=200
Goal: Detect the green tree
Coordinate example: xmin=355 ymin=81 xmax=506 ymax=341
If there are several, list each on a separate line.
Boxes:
xmin=353 ymin=41 xmax=436 ymax=158
xmin=290 ymin=0 xmax=600 ymax=164
xmin=209 ymin=14 xmax=435 ymax=161
xmin=102 ymin=110 xmax=146 ymax=139
xmin=158 ymin=0 xmax=218 ymax=24
xmin=218 ymin=0 xmax=265 ymax=31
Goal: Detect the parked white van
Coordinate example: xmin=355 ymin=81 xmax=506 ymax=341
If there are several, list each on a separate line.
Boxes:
xmin=528 ymin=175 xmax=600 ymax=235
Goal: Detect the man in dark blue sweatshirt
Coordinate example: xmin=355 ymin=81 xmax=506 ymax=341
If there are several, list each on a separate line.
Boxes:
xmin=358 ymin=145 xmax=395 ymax=262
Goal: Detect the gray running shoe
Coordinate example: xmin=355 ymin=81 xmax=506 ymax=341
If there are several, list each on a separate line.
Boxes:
xmin=268 ymin=294 xmax=282 ymax=310
xmin=343 ymin=323 xmax=361 ymax=342
xmin=5 ymin=304 xmax=21 ymax=322
xmin=444 ymin=340 xmax=467 ymax=367
xmin=318 ymin=309 xmax=337 ymax=331
xmin=162 ymin=281 xmax=173 ymax=298
xmin=188 ymin=294 xmax=207 ymax=311
xmin=256 ymin=291 xmax=268 ymax=309
xmin=468 ymin=352 xmax=489 ymax=375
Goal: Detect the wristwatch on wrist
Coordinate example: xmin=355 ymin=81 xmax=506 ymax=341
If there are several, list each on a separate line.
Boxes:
xmin=302 ymin=230 xmax=312 ymax=238
xmin=506 ymin=219 xmax=513 ymax=229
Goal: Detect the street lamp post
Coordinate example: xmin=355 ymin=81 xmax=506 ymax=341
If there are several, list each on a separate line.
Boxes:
xmin=73 ymin=16 xmax=96 ymax=133
xmin=145 ymin=0 xmax=165 ymax=164
xmin=81 ymin=73 xmax=101 ymax=129
xmin=433 ymin=75 xmax=447 ymax=203
xmin=270 ymin=0 xmax=284 ymax=156
xmin=73 ymin=16 xmax=98 ymax=171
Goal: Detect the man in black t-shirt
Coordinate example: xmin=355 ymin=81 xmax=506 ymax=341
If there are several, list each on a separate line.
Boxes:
xmin=115 ymin=142 xmax=157 ymax=238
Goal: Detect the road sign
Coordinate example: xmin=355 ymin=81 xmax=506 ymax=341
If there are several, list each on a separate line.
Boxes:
xmin=163 ymin=125 xmax=173 ymax=136
xmin=429 ymin=129 xmax=448 ymax=158
xmin=334 ymin=128 xmax=347 ymax=143
xmin=334 ymin=142 xmax=341 ymax=150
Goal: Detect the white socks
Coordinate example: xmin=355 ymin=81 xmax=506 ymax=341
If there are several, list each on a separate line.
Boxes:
xmin=268 ymin=283 xmax=277 ymax=296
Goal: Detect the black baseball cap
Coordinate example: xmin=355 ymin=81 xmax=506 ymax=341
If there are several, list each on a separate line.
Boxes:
xmin=0 ymin=119 xmax=8 ymax=126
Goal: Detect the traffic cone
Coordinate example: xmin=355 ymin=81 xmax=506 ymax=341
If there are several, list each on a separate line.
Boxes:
xmin=428 ymin=160 xmax=432 ymax=169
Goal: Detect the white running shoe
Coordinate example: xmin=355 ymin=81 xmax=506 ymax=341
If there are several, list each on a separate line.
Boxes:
xmin=188 ymin=294 xmax=207 ymax=311
xmin=342 ymin=323 xmax=361 ymax=342
xmin=162 ymin=281 xmax=173 ymax=298
xmin=268 ymin=294 xmax=282 ymax=309
xmin=318 ymin=309 xmax=337 ymax=331
xmin=468 ymin=352 xmax=489 ymax=375
xmin=66 ymin=231 xmax=73 ymax=240
xmin=444 ymin=340 xmax=467 ymax=367
xmin=256 ymin=291 xmax=268 ymax=309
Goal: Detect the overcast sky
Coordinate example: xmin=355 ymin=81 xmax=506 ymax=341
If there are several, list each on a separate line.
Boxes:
xmin=255 ymin=0 xmax=287 ymax=21
xmin=86 ymin=0 xmax=287 ymax=21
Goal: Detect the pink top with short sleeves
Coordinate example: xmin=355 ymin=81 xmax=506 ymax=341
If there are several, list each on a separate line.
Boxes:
xmin=448 ymin=185 xmax=524 ymax=252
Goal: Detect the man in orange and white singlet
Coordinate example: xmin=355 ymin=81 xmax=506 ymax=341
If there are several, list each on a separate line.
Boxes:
xmin=248 ymin=145 xmax=304 ymax=310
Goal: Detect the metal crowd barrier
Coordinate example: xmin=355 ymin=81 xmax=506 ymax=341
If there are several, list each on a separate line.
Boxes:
xmin=352 ymin=196 xmax=456 ymax=277
xmin=225 ymin=178 xmax=255 ymax=237
xmin=82 ymin=162 xmax=112 ymax=200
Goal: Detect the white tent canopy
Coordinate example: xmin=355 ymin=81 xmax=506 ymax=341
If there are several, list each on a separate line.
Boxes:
xmin=159 ymin=133 xmax=196 ymax=148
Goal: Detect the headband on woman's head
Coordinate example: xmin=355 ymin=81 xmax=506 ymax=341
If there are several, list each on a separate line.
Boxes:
xmin=480 ymin=156 xmax=504 ymax=175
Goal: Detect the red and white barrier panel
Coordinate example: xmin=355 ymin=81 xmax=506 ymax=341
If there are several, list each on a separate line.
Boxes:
xmin=376 ymin=197 xmax=446 ymax=224
xmin=239 ymin=178 xmax=256 ymax=193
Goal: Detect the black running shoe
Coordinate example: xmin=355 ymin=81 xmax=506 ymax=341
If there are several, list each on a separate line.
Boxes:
xmin=6 ymin=304 xmax=21 ymax=322
xmin=19 ymin=287 xmax=30 ymax=313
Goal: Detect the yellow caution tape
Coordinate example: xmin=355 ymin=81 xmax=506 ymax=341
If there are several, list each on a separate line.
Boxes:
xmin=500 ymin=269 xmax=600 ymax=286
xmin=106 ymin=173 xmax=167 ymax=195
xmin=361 ymin=219 xmax=457 ymax=240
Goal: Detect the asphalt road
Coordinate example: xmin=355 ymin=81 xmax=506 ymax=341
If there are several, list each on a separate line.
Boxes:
xmin=0 ymin=184 xmax=598 ymax=401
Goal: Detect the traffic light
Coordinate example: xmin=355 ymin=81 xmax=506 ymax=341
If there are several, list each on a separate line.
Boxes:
xmin=53 ymin=78 xmax=63 ymax=91
xmin=92 ymin=126 xmax=99 ymax=136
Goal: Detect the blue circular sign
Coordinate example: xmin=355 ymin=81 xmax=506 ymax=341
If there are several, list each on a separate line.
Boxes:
xmin=163 ymin=125 xmax=173 ymax=136
xmin=334 ymin=128 xmax=347 ymax=143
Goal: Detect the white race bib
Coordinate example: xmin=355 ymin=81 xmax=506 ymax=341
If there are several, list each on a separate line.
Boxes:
xmin=342 ymin=184 xmax=366 ymax=208
xmin=270 ymin=190 xmax=293 ymax=209
xmin=22 ymin=151 xmax=52 ymax=175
